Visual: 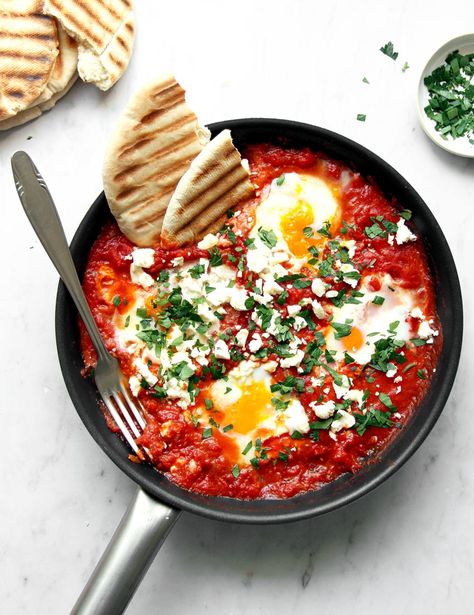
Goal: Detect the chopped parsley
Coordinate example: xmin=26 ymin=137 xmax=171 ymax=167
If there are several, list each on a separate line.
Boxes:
xmin=380 ymin=41 xmax=398 ymax=61
xmin=424 ymin=51 xmax=474 ymax=141
xmin=258 ymin=227 xmax=278 ymax=249
xmin=357 ymin=114 xmax=366 ymax=122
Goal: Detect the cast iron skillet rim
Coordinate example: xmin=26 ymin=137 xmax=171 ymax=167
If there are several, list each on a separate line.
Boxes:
xmin=55 ymin=117 xmax=463 ymax=525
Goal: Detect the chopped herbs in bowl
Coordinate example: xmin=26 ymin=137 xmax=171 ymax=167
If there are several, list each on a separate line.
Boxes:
xmin=418 ymin=34 xmax=474 ymax=157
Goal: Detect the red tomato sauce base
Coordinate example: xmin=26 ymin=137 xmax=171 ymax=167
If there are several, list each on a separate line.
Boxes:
xmin=80 ymin=143 xmax=441 ymax=500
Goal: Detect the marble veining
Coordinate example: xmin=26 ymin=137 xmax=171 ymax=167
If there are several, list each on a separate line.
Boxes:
xmin=1 ymin=1 xmax=473 ymax=613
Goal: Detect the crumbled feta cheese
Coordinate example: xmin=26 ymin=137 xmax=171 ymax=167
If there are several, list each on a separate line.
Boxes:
xmin=229 ymin=287 xmax=250 ymax=310
xmin=293 ymin=316 xmax=308 ymax=331
xmin=417 ymin=320 xmax=438 ymax=340
xmin=171 ymin=256 xmax=184 ymax=267
xmin=310 ymin=400 xmax=336 ymax=419
xmin=283 ymin=399 xmax=310 ymax=434
xmin=235 ymin=329 xmax=249 ymax=347
xmin=386 ymin=366 xmax=397 ymax=378
xmin=387 ymin=234 xmax=394 ymax=246
xmin=133 ymin=357 xmax=158 ymax=386
xmin=130 ymin=248 xmax=155 ymax=288
xmin=332 ymin=375 xmax=352 ymax=399
xmin=131 ymin=248 xmax=155 ymax=268
xmin=343 ymin=388 xmax=365 ymax=408
xmin=261 ymin=360 xmax=278 ymax=373
xmin=128 ymin=375 xmax=141 ymax=397
xmin=325 ymin=290 xmax=339 ymax=298
xmin=287 ymin=305 xmax=302 ymax=316
xmin=311 ymin=277 xmax=326 ymax=297
xmin=280 ymin=349 xmax=305 ymax=368
xmin=330 ymin=409 xmax=356 ymax=433
xmin=248 ymin=334 xmax=263 ymax=353
xmin=214 ymin=339 xmax=230 ymax=360
xmin=410 ymin=307 xmax=424 ymax=320
xmin=338 ymin=262 xmax=360 ymax=288
xmin=197 ymin=233 xmax=218 ymax=250
xmin=395 ymin=219 xmax=417 ymax=245
xmin=312 ymin=300 xmax=326 ymax=319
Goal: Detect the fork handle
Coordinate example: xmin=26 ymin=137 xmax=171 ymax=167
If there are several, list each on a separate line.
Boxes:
xmin=71 ymin=488 xmax=181 ymax=614
xmin=11 ymin=151 xmax=110 ymax=361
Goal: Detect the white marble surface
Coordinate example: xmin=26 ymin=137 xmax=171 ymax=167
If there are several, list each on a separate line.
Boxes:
xmin=1 ymin=1 xmax=473 ymax=613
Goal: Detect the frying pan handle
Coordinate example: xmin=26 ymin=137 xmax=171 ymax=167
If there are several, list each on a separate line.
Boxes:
xmin=71 ymin=488 xmax=181 ymax=615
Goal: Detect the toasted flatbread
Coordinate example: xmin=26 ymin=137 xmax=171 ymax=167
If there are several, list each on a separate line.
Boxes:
xmin=43 ymin=0 xmax=134 ymax=90
xmin=35 ymin=22 xmax=77 ymax=104
xmin=0 ymin=0 xmax=59 ymax=120
xmin=161 ymin=130 xmax=255 ymax=247
xmin=103 ymin=75 xmax=211 ymax=247
xmin=0 ymin=72 xmax=77 ymax=131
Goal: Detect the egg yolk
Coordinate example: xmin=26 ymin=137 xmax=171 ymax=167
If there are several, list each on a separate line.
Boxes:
xmin=342 ymin=326 xmax=365 ymax=352
xmin=216 ymin=381 xmax=273 ymax=435
xmin=280 ymin=199 xmax=340 ymax=258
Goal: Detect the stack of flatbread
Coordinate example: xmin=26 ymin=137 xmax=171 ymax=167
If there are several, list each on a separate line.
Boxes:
xmin=0 ymin=0 xmax=135 ymax=130
xmin=103 ymin=75 xmax=256 ymax=248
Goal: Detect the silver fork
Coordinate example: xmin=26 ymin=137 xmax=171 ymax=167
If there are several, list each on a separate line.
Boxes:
xmin=11 ymin=151 xmax=147 ymax=459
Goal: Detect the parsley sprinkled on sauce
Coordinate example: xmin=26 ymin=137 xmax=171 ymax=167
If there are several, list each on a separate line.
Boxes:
xmin=232 ymin=464 xmax=240 ymax=478
xmin=258 ymin=227 xmax=278 ymax=249
xmin=380 ymin=41 xmax=398 ymax=61
xmin=242 ymin=441 xmax=252 ymax=455
xmin=202 ymin=427 xmax=213 ymax=439
xmin=424 ymin=51 xmax=474 ymax=141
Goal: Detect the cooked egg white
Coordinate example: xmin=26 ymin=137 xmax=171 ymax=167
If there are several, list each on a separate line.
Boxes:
xmin=206 ymin=361 xmax=309 ymax=464
xmin=325 ymin=274 xmax=418 ymax=366
xmin=251 ymin=172 xmax=341 ymax=266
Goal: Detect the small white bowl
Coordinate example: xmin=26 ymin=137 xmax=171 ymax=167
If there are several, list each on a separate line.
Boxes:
xmin=417 ymin=33 xmax=474 ymax=158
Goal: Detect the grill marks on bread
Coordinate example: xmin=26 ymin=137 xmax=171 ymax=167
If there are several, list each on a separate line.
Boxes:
xmin=102 ymin=76 xmax=211 ymax=246
xmin=161 ymin=130 xmax=255 ymax=247
xmin=43 ymin=0 xmax=135 ymax=90
xmin=0 ymin=0 xmax=59 ymax=119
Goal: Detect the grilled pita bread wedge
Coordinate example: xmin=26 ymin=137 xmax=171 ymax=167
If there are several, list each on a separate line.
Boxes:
xmin=43 ymin=0 xmax=134 ymax=90
xmin=161 ymin=130 xmax=255 ymax=247
xmin=0 ymin=0 xmax=59 ymax=120
xmin=103 ymin=75 xmax=211 ymax=247
xmin=0 ymin=23 xmax=78 ymax=131
xmin=0 ymin=72 xmax=77 ymax=131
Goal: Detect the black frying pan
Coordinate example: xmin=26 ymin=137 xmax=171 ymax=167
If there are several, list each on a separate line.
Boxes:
xmin=55 ymin=119 xmax=462 ymax=613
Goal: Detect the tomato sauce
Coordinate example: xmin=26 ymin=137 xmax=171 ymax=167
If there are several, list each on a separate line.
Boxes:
xmin=80 ymin=143 xmax=441 ymax=500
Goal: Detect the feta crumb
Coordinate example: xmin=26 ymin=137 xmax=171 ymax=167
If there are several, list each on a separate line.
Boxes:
xmin=386 ymin=366 xmax=397 ymax=378
xmin=330 ymin=409 xmax=355 ymax=433
xmin=229 ymin=287 xmax=250 ymax=311
xmin=129 ymin=375 xmax=141 ymax=397
xmin=333 ymin=375 xmax=351 ymax=399
xmin=261 ymin=361 xmax=278 ymax=373
xmin=214 ymin=339 xmax=230 ymax=360
xmin=130 ymin=248 xmax=155 ymax=288
xmin=312 ymin=300 xmax=326 ymax=319
xmin=417 ymin=320 xmax=439 ymax=340
xmin=325 ymin=290 xmax=339 ymax=298
xmin=235 ymin=329 xmax=249 ymax=347
xmin=410 ymin=307 xmax=424 ymax=320
xmin=311 ymin=278 xmax=326 ymax=297
xmin=248 ymin=334 xmax=263 ymax=353
xmin=310 ymin=400 xmax=336 ymax=419
xmin=395 ymin=219 xmax=417 ymax=245
xmin=287 ymin=305 xmax=302 ymax=316
xmin=197 ymin=233 xmax=218 ymax=250
xmin=283 ymin=399 xmax=310 ymax=434
xmin=280 ymin=349 xmax=305 ymax=368
xmin=171 ymin=256 xmax=184 ymax=267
